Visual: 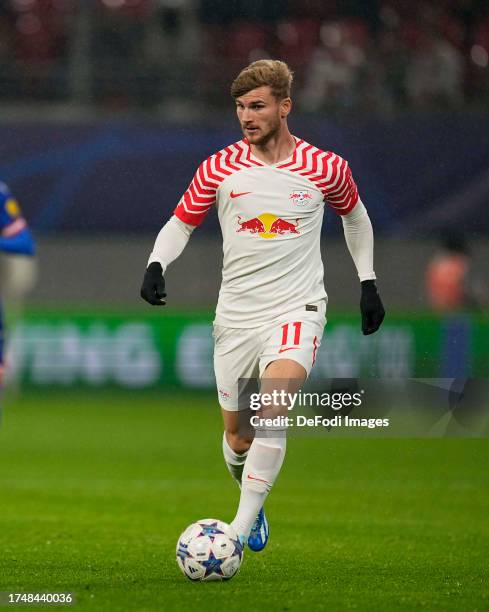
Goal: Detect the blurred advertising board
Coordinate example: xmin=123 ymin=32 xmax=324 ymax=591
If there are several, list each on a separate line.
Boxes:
xmin=6 ymin=310 xmax=488 ymax=389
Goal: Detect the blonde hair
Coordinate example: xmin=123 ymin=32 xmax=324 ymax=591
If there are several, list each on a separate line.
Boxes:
xmin=231 ymin=59 xmax=294 ymax=101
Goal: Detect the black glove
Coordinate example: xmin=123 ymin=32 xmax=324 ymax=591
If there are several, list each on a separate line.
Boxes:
xmin=140 ymin=262 xmax=167 ymax=306
xmin=360 ymin=280 xmax=385 ymax=335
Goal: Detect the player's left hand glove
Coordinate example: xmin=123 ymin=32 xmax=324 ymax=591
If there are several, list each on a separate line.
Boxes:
xmin=360 ymin=280 xmax=385 ymax=335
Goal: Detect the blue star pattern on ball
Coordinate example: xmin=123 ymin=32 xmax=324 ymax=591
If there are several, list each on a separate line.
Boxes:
xmin=176 ymin=520 xmax=243 ymax=581
xmin=176 ymin=543 xmax=190 ymax=561
xmin=230 ymin=536 xmax=244 ymax=560
xmin=199 ymin=522 xmax=225 ymax=536
xmin=202 ymin=551 xmax=225 ymax=578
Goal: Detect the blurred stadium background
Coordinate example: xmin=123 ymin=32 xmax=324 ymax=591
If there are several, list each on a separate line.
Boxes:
xmin=0 ymin=2 xmax=488 ymax=608
xmin=0 ymin=0 xmax=487 ymax=390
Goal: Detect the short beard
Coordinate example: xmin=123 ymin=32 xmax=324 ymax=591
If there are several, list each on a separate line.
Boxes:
xmin=244 ymin=117 xmax=281 ymax=147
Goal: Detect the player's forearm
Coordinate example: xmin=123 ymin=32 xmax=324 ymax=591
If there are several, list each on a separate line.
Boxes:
xmin=147 ymin=215 xmax=194 ymax=273
xmin=0 ymin=227 xmax=35 ymax=256
xmin=341 ymin=199 xmax=376 ymax=281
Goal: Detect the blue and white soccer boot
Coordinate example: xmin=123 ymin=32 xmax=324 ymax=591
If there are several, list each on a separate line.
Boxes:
xmin=247 ymin=507 xmax=269 ymax=552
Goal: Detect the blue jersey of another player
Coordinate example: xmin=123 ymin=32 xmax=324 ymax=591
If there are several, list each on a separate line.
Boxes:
xmin=0 ymin=182 xmax=35 ymax=256
xmin=0 ymin=182 xmax=36 ymax=372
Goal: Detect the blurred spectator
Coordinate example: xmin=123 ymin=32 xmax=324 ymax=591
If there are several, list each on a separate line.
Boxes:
xmin=468 ymin=8 xmax=489 ymax=105
xmin=299 ymin=20 xmax=368 ymax=113
xmin=90 ymin=0 xmax=155 ymax=107
xmin=0 ymin=0 xmax=488 ymax=113
xmin=426 ymin=232 xmax=489 ymax=312
xmin=406 ymin=28 xmax=464 ymax=109
xmin=276 ymin=17 xmax=320 ymax=75
xmin=376 ymin=27 xmax=410 ymax=111
xmin=10 ymin=0 xmax=75 ymax=100
xmin=198 ymin=0 xmax=286 ymax=26
xmin=0 ymin=3 xmax=15 ymax=61
xmin=0 ymin=3 xmax=16 ymax=97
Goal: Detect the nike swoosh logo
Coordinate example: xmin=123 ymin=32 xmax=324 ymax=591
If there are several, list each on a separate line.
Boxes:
xmin=278 ymin=347 xmax=300 ymax=353
xmin=247 ymin=474 xmax=268 ymax=484
xmin=230 ymin=191 xmax=252 ymax=199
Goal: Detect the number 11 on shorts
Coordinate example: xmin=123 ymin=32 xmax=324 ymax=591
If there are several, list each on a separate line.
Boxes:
xmin=279 ymin=322 xmax=302 ymax=352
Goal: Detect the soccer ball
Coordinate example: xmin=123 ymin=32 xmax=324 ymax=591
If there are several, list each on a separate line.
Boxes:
xmin=176 ymin=519 xmax=243 ymax=581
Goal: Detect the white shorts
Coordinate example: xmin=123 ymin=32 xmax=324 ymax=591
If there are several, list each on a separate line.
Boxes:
xmin=213 ymin=300 xmax=326 ymax=410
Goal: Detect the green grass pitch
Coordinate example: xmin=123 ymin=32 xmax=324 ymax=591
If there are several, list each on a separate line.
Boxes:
xmin=0 ymin=390 xmax=488 ymax=611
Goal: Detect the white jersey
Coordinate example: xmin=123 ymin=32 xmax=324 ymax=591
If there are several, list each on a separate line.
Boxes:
xmin=174 ymin=137 xmax=360 ymax=328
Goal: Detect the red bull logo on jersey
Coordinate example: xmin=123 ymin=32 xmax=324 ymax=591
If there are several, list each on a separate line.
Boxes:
xmin=236 ymin=213 xmax=299 ymax=239
xmin=289 ymin=190 xmax=312 ymax=206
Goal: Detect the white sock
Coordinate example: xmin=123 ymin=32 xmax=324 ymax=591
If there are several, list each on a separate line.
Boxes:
xmin=230 ymin=434 xmax=286 ymax=539
xmin=222 ymin=432 xmax=248 ymax=487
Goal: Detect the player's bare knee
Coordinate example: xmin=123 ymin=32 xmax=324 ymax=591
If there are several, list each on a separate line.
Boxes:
xmin=225 ymin=430 xmax=252 ymax=454
xmin=263 ymin=358 xmax=307 ymax=383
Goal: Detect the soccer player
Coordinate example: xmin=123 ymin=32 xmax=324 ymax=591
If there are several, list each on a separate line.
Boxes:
xmin=140 ymin=60 xmax=385 ymax=550
xmin=0 ymin=182 xmax=36 ymax=385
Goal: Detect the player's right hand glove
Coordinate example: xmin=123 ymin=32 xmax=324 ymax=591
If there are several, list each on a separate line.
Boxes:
xmin=360 ymin=280 xmax=385 ymax=335
xmin=140 ymin=262 xmax=167 ymax=306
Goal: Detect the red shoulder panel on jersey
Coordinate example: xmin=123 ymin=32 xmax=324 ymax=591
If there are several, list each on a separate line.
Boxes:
xmin=173 ymin=141 xmax=256 ymax=226
xmin=280 ymin=142 xmax=359 ymax=216
xmin=323 ymin=157 xmax=359 ymax=215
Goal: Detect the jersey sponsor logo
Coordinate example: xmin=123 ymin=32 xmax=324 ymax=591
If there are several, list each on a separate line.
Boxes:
xmin=289 ymin=190 xmax=312 ymax=206
xmin=230 ymin=190 xmax=252 ymax=199
xmin=5 ymin=198 xmax=21 ymax=217
xmin=236 ymin=213 xmax=299 ymax=239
